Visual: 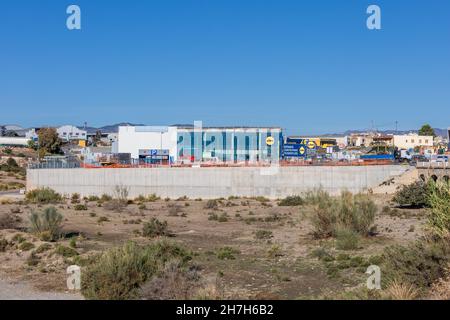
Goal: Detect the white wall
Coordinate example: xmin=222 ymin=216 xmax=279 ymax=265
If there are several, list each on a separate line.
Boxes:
xmin=0 ymin=137 xmax=28 ymax=146
xmin=117 ymin=126 xmax=178 ymax=159
xmin=27 ymin=165 xmax=409 ymax=199
xmin=393 ymin=134 xmax=433 ymax=150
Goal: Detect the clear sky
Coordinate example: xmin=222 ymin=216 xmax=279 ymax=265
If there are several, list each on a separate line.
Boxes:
xmin=1 ymin=0 xmax=449 ymax=135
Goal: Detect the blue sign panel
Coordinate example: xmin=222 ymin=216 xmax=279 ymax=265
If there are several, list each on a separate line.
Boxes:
xmin=283 ymin=144 xmax=307 ymax=158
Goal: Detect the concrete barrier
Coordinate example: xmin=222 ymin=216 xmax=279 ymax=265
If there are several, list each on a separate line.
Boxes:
xmin=26 ymin=165 xmax=409 ymax=199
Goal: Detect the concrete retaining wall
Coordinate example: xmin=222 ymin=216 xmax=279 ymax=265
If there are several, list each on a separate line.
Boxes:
xmin=26 ymin=165 xmax=409 ymax=199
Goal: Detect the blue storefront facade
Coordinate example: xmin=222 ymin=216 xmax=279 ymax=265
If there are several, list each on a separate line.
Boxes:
xmin=176 ymin=127 xmax=283 ymax=163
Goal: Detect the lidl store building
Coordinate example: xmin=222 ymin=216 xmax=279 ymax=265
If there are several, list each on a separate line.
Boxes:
xmin=118 ymin=126 xmax=283 ymax=164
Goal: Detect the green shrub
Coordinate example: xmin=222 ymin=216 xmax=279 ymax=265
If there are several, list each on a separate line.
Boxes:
xmin=97 ymin=216 xmax=109 ymax=223
xmin=205 ymin=200 xmax=219 ymax=210
xmin=309 ymin=191 xmax=376 ymax=239
xmin=310 ymin=247 xmax=335 ymax=262
xmin=147 ymin=194 xmax=161 ymax=202
xmin=35 ymin=243 xmax=52 ymax=253
xmin=81 ymin=241 xmax=191 ymax=300
xmin=217 ymin=213 xmax=228 ymax=222
xmin=0 ymin=212 xmax=20 ymax=230
xmin=278 ymin=196 xmax=304 ymax=206
xmin=70 ymin=237 xmax=77 ymax=248
xmin=12 ymin=233 xmax=25 ymax=243
xmin=392 ymin=181 xmax=429 ymax=208
xmin=29 ymin=206 xmax=63 ymax=241
xmin=26 ymin=188 xmax=62 ymax=204
xmin=216 ymin=246 xmax=240 ymax=260
xmin=427 ymin=181 xmax=450 ymax=239
xmin=88 ymin=195 xmax=100 ymax=202
xmin=335 ymin=228 xmax=360 ymax=251
xmin=252 ymin=196 xmax=270 ymax=203
xmin=310 ymin=196 xmax=337 ymax=238
xmin=100 ymin=194 xmax=112 ymax=202
xmin=381 ymin=238 xmax=450 ymax=290
xmin=142 ymin=218 xmax=169 ymax=238
xmin=55 ymin=245 xmax=79 ymax=257
xmin=254 ymin=230 xmax=273 ymax=240
xmin=71 ymin=193 xmax=80 ymax=204
xmin=26 ymin=251 xmax=40 ymax=267
xmin=304 ymin=188 xmax=332 ymax=205
xmin=19 ymin=242 xmax=35 ymax=251
xmin=0 ymin=238 xmax=9 ymax=252
xmin=74 ymin=204 xmax=87 ymax=211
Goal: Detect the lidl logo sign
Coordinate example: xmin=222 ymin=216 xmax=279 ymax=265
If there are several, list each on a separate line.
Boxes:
xmin=266 ymin=137 xmax=275 ymax=146
xmin=299 ymin=146 xmax=306 ymax=155
xmin=307 ymin=141 xmax=316 ymax=149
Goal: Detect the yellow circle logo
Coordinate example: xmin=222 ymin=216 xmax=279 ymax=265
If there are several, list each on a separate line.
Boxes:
xmin=266 ymin=137 xmax=275 ymax=146
xmin=307 ymin=141 xmax=316 ymax=149
xmin=299 ymin=147 xmax=306 ymax=155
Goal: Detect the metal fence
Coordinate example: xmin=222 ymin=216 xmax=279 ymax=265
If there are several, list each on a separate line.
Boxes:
xmin=28 ymin=162 xmax=81 ymax=169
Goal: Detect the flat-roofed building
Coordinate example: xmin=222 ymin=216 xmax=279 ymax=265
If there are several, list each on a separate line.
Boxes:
xmin=393 ymin=133 xmax=433 ymax=150
xmin=117 ymin=125 xmax=283 ymax=164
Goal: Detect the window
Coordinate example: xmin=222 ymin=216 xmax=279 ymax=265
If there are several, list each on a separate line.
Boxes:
xmin=425 ymin=140 xmax=429 ymax=144
xmin=411 ymin=139 xmax=415 ymax=143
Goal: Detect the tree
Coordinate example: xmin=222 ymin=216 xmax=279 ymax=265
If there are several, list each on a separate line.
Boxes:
xmin=419 ymin=124 xmax=435 ymax=137
xmin=27 ymin=139 xmax=37 ymax=150
xmin=38 ymin=128 xmax=62 ymax=157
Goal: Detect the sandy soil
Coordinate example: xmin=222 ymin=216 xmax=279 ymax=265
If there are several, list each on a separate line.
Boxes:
xmin=0 ymin=185 xmax=427 ymax=299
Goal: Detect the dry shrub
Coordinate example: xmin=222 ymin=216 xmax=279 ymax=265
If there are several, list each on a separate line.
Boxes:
xmin=194 ymin=282 xmax=224 ymax=300
xmin=304 ymin=188 xmax=332 ymax=205
xmin=205 ymin=199 xmax=219 ymax=210
xmin=81 ymin=240 xmax=191 ymax=300
xmin=104 ymin=185 xmax=129 ymax=212
xmin=138 ymin=259 xmax=200 ymax=300
xmin=0 ymin=197 xmax=14 ymax=205
xmin=429 ymin=266 xmax=450 ymax=300
xmin=142 ymin=218 xmax=169 ymax=238
xmin=384 ymin=280 xmax=418 ymax=300
xmin=381 ymin=238 xmax=450 ymax=290
xmin=0 ymin=212 xmax=21 ymax=230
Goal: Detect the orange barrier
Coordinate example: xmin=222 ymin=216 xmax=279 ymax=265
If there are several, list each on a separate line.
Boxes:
xmin=80 ymin=159 xmax=395 ymax=169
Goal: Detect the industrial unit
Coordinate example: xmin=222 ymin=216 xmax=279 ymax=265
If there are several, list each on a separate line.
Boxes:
xmin=117 ymin=125 xmax=283 ymax=164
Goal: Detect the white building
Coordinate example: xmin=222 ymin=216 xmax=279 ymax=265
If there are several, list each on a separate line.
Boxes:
xmin=0 ymin=137 xmax=29 ymax=146
xmin=117 ymin=126 xmax=178 ymax=160
xmin=393 ymin=133 xmax=433 ymax=150
xmin=57 ymin=125 xmax=87 ymax=142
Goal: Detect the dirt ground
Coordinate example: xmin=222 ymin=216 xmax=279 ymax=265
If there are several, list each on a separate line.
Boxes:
xmin=0 ymin=190 xmax=427 ymax=300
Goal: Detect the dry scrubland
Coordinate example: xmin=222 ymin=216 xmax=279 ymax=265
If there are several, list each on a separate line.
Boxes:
xmin=1 ymin=179 xmax=449 ymax=300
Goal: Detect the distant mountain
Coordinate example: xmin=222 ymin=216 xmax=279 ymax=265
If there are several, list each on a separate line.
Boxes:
xmin=77 ymin=123 xmax=145 ymax=134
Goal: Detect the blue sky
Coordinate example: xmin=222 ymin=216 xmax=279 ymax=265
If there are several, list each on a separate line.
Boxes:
xmin=1 ymin=0 xmax=449 ymax=135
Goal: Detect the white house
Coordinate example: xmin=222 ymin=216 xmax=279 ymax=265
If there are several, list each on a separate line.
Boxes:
xmin=57 ymin=125 xmax=87 ymax=142
xmin=393 ymin=133 xmax=433 ymax=150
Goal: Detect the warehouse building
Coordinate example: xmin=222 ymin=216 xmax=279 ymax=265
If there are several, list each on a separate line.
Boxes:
xmin=117 ymin=125 xmax=282 ymax=164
